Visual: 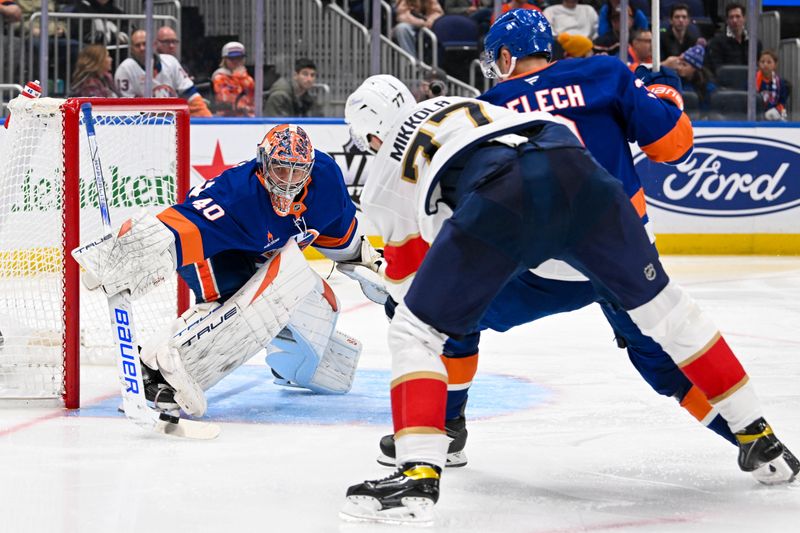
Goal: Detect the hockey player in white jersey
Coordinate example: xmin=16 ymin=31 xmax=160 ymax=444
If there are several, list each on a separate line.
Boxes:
xmin=338 ymin=75 xmax=797 ymax=525
xmin=115 ymin=29 xmax=211 ymax=116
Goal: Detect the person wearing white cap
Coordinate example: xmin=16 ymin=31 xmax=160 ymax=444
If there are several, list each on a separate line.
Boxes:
xmin=212 ymin=41 xmax=255 ymax=117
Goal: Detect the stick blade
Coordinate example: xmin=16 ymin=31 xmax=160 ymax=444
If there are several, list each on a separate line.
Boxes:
xmin=154 ymin=414 xmax=221 ymax=440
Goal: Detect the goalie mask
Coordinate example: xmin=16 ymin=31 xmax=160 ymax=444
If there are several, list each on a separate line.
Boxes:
xmin=257 ymin=124 xmax=315 ymax=216
xmin=344 ymin=74 xmax=415 ymax=153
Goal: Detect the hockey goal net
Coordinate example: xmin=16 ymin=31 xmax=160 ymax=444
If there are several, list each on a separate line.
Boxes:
xmin=0 ymin=97 xmax=190 ymax=408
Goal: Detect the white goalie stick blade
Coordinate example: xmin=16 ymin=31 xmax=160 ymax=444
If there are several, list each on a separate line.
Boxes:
xmin=339 ymin=496 xmax=435 ymax=527
xmin=335 ymin=263 xmax=389 ymax=305
xmin=109 ymin=291 xmax=220 ymax=440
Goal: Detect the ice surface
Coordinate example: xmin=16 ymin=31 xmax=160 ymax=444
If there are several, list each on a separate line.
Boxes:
xmin=1 ymin=256 xmax=798 ymax=532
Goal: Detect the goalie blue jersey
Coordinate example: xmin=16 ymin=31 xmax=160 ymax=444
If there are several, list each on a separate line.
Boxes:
xmin=156 ymin=150 xmax=357 ymax=301
xmin=479 ymin=55 xmax=693 ymax=233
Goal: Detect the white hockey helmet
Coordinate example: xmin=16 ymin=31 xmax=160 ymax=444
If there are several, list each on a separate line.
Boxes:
xmin=345 ymin=74 xmax=415 ymax=153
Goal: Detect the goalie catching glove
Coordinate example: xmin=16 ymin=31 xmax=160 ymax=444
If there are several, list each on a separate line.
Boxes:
xmin=71 ymin=211 xmax=176 ymax=298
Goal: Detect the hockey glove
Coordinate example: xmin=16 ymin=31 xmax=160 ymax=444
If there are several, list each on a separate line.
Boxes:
xmin=336 ymin=236 xmax=389 ymax=305
xmin=634 ymin=65 xmax=685 ymax=111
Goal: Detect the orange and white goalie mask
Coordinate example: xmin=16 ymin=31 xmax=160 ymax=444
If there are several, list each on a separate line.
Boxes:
xmin=257 ymin=124 xmax=315 ymax=216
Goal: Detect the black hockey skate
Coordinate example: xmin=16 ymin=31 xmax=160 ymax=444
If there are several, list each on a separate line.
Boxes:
xmin=735 ymin=417 xmax=799 ymax=484
xmin=142 ymin=363 xmax=180 ymax=414
xmin=340 ymin=463 xmax=441 ymax=525
xmin=377 ymin=416 xmax=468 ymax=467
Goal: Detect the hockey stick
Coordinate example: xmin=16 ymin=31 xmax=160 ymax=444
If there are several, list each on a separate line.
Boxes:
xmin=335 ymin=263 xmax=389 ymax=305
xmin=79 ymin=103 xmax=219 ymax=439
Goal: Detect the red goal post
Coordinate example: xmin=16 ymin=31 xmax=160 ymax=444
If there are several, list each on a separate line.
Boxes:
xmin=0 ymin=97 xmax=191 ymax=408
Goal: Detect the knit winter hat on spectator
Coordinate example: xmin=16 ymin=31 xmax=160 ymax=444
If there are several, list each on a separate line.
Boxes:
xmin=557 ymin=33 xmax=593 ymax=58
xmin=682 ymin=45 xmax=705 ymax=70
xmin=222 ymin=41 xmax=246 ymax=58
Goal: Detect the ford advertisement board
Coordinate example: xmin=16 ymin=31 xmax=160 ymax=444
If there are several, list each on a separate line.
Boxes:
xmin=634 ymin=134 xmax=800 ymax=217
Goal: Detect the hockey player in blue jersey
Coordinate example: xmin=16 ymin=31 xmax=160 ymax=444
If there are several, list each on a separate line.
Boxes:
xmin=376 ymin=8 xmax=739 ymax=469
xmin=74 ymin=124 xmax=384 ymax=416
xmin=339 ymin=74 xmax=797 ymax=525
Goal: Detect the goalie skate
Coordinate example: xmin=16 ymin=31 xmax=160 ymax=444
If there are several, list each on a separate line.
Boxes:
xmin=736 ymin=417 xmax=799 ymax=484
xmin=377 ymin=416 xmax=468 ymax=468
xmin=340 ymin=463 xmax=440 ymax=526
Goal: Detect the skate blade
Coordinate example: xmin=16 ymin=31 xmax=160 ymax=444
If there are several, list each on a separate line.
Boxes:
xmin=752 ymin=453 xmax=799 ymax=485
xmin=376 ymin=451 xmax=467 ymax=468
xmin=339 ymin=496 xmax=435 ymax=526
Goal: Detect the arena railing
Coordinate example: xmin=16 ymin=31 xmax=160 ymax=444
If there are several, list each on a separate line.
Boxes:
xmin=779 ymin=38 xmax=800 ymax=121
xmin=22 ymin=12 xmax=178 ymax=97
xmin=759 ymin=11 xmax=781 ymax=55
xmin=0 ymin=83 xmax=22 ymax=117
xmin=175 ymin=0 xmax=477 ymax=115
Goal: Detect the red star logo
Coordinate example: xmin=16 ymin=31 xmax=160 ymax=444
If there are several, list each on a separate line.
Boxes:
xmin=192 ymin=141 xmax=234 ymax=180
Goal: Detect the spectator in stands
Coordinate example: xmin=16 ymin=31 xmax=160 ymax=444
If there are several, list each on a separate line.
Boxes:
xmin=114 ymin=29 xmax=211 ymax=116
xmin=264 ymin=57 xmax=319 ymax=117
xmin=69 ymin=43 xmax=119 ymax=97
xmin=15 ymin=0 xmax=66 ymax=38
xmin=628 ymin=27 xmax=653 ymax=70
xmin=491 ymin=1 xmax=542 ymax=23
xmin=592 ymin=3 xmax=632 ymax=56
xmin=556 ymin=32 xmax=593 ymax=58
xmin=597 ymin=0 xmax=648 ymax=38
xmin=442 ymin=0 xmax=493 ymax=36
xmin=15 ymin=0 xmax=79 ymax=94
xmin=154 ymin=26 xmax=179 ymax=56
xmin=660 ymin=2 xmax=701 ymax=61
xmin=663 ymin=44 xmax=717 ymax=111
xmin=0 ymin=1 xmax=22 ymax=23
xmin=211 ymin=41 xmax=255 ymax=117
xmin=756 ymin=49 xmax=789 ymax=121
xmin=543 ymin=0 xmax=598 ymax=40
xmin=706 ymin=2 xmax=761 ymax=75
xmin=153 ymin=25 xmax=195 ymax=79
xmin=70 ymin=0 xmax=128 ymax=45
xmin=415 ymin=66 xmax=448 ymax=101
xmin=393 ymin=0 xmax=444 ymax=57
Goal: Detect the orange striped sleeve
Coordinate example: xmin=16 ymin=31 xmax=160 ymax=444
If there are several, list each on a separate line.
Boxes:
xmin=157 ymin=207 xmax=204 ymax=267
xmin=314 ymin=218 xmax=357 ymax=249
xmin=630 ymin=187 xmax=647 ymax=218
xmin=384 ymin=234 xmax=430 ymax=283
xmin=195 ymin=259 xmax=219 ymax=302
xmin=640 ymin=113 xmax=693 ymax=163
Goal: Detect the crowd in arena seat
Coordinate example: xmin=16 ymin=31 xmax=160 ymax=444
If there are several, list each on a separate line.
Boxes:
xmin=0 ymin=0 xmax=794 ymax=121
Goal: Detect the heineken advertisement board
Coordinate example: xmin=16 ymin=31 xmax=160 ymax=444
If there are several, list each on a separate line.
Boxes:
xmin=1 ymin=119 xmax=797 ymax=254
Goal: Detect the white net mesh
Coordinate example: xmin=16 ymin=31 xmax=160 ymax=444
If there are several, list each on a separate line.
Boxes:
xmin=0 ymin=97 xmax=183 ymax=400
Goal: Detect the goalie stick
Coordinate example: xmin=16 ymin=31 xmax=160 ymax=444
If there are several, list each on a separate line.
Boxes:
xmin=78 ymin=103 xmax=219 ymax=440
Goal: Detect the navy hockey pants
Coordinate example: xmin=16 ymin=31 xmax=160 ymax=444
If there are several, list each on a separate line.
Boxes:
xmin=404 ymin=142 xmax=736 ymax=444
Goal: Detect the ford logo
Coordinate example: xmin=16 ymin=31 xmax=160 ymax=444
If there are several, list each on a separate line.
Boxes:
xmin=633 ymin=135 xmax=800 ymax=217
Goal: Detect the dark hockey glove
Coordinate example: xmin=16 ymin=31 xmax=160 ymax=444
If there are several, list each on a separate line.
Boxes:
xmin=634 ymin=65 xmax=685 ymax=111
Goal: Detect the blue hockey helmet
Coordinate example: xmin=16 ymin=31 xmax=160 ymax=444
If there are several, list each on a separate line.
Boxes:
xmin=480 ymin=9 xmax=554 ymax=79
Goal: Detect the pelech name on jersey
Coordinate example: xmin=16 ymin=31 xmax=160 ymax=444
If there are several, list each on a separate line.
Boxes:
xmin=390 ymin=99 xmax=453 ymax=162
xmin=504 ymin=84 xmax=586 ymax=114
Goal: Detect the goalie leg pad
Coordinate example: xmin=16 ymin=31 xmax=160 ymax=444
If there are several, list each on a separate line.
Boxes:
xmin=266 ymin=278 xmax=362 ymax=394
xmin=148 ymin=241 xmax=318 ymax=416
